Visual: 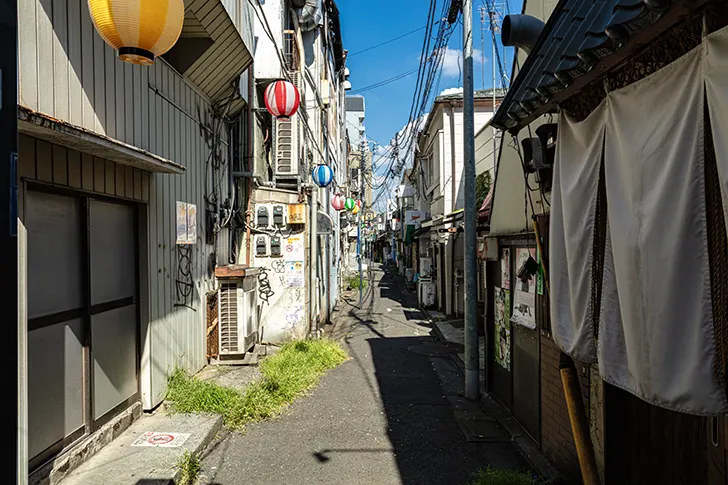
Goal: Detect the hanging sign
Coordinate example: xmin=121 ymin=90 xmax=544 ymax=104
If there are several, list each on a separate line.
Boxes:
xmin=494 ymin=287 xmax=511 ymax=371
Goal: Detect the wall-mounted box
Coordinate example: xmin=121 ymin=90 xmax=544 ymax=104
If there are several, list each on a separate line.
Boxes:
xmin=288 ymin=203 xmax=306 ymax=224
xmin=273 ymin=205 xmax=285 ymax=227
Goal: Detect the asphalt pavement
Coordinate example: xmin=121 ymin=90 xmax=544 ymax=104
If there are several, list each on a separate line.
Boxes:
xmin=201 ymin=264 xmax=524 ymax=485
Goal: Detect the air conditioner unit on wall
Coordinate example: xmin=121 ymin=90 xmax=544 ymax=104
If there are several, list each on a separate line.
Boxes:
xmin=218 ymin=279 xmax=258 ymax=356
xmin=274 ymin=72 xmax=300 ymax=177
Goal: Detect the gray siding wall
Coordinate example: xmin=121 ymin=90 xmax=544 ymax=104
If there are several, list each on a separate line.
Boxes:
xmin=19 ymin=0 xmax=234 ymax=409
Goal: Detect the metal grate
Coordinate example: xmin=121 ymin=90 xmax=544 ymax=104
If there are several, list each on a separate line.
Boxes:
xmin=275 ymin=118 xmax=294 ymax=173
xmin=219 ymin=283 xmax=239 ymax=353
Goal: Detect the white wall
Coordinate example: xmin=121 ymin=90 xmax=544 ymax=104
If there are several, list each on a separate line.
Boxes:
xmin=254 ymin=0 xmax=285 ymax=80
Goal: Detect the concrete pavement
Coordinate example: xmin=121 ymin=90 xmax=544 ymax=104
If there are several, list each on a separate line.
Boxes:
xmin=200 ymin=264 xmax=525 ymax=485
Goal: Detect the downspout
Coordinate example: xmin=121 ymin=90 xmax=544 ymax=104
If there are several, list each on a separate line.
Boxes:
xmin=245 ymin=67 xmax=254 ymax=267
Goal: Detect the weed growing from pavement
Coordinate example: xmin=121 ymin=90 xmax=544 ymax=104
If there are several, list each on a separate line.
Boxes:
xmin=468 ymin=467 xmax=550 ymax=485
xmin=166 ymin=339 xmax=348 ymax=430
xmin=347 ymin=275 xmax=368 ymax=290
xmin=175 ymin=450 xmax=201 ymax=485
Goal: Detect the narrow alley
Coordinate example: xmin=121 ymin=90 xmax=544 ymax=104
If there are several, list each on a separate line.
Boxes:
xmin=201 ymin=265 xmax=524 ymax=485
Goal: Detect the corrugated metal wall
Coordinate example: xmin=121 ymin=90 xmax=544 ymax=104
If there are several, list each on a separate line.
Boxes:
xmin=19 ymin=0 xmax=236 ymax=409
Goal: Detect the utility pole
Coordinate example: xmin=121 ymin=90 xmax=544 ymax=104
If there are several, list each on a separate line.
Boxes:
xmin=1 ymin=0 xmax=20 ymax=481
xmin=358 ymin=141 xmax=365 ymax=307
xmin=462 ymin=0 xmax=480 ymax=401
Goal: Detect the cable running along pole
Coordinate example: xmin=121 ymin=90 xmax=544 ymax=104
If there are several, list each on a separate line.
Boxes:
xmin=462 ymin=0 xmax=480 ymax=401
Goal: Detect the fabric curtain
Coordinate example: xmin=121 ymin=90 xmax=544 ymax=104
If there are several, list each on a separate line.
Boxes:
xmin=600 ymin=46 xmax=727 ymax=415
xmin=550 ymin=104 xmax=605 ymax=363
xmin=706 ymin=26 xmax=728 ymax=240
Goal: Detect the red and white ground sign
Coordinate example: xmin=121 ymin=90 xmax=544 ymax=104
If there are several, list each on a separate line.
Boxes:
xmin=131 ymin=431 xmax=191 ymax=448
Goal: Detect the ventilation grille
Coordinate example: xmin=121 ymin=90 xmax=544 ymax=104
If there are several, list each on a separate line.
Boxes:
xmin=276 ymin=118 xmax=294 ymax=174
xmin=219 ymin=283 xmax=239 ymax=353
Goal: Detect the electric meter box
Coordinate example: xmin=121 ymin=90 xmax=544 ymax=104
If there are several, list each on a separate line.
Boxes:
xmin=257 ymin=206 xmax=270 ymax=228
xmin=255 ymin=236 xmax=267 ymax=256
xmin=273 ymin=205 xmax=285 ymax=227
xmin=270 ymin=237 xmax=282 ymax=257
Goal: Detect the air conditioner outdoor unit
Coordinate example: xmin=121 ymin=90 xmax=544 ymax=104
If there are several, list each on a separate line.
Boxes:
xmin=274 ymin=72 xmax=300 ymax=176
xmin=218 ymin=279 xmax=258 ymax=356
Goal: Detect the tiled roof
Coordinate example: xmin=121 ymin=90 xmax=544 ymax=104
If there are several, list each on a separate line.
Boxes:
xmin=436 ymin=88 xmax=507 ymax=102
xmin=492 ymin=0 xmax=705 ymax=132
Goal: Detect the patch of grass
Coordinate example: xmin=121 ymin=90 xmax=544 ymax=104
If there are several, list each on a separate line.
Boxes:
xmin=347 ymin=275 xmax=368 ymax=290
xmin=175 ymin=450 xmax=201 ymax=485
xmin=166 ymin=339 xmax=347 ymax=430
xmin=468 ymin=467 xmax=550 ymax=485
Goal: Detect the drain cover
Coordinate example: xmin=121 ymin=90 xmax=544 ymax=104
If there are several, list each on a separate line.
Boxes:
xmin=407 ymin=341 xmax=463 ymax=356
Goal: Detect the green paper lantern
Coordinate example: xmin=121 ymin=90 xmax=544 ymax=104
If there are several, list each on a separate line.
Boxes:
xmin=345 ymin=198 xmax=356 ymax=211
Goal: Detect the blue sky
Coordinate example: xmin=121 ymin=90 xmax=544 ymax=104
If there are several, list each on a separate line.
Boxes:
xmin=338 ymin=0 xmax=523 ymax=152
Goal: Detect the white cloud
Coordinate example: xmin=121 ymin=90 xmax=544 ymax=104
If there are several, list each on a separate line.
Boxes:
xmin=440 ymin=47 xmax=483 ymax=77
xmin=439 ymin=87 xmax=463 ymax=96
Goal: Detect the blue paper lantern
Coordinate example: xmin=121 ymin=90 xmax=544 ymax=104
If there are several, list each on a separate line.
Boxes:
xmin=312 ymin=164 xmax=334 ymax=188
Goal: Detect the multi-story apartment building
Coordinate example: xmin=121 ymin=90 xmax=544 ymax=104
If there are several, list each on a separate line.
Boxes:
xmin=248 ymin=0 xmax=348 ymax=338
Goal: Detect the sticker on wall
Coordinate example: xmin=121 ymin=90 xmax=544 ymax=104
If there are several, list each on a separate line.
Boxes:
xmin=494 ymin=287 xmax=511 ymax=371
xmin=176 ymin=202 xmax=197 ymax=245
xmin=500 ymin=248 xmax=510 ymax=289
xmin=131 ymin=431 xmax=191 ymax=448
xmin=511 ymin=248 xmax=537 ymax=330
xmin=285 ymin=261 xmax=305 ymax=287
xmin=284 ymin=233 xmax=305 ymax=261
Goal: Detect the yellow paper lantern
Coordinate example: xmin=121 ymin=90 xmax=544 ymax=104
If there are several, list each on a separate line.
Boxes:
xmin=352 ymin=205 xmax=360 ymax=215
xmin=88 ymin=0 xmax=185 ymax=65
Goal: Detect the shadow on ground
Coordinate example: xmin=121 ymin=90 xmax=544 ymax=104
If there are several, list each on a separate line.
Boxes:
xmin=330 ymin=265 xmax=524 ymax=485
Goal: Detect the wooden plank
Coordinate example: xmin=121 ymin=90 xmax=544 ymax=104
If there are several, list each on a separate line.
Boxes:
xmin=105 ymin=44 xmax=116 ymax=138
xmin=105 ymin=159 xmax=115 ymax=195
xmin=142 ymin=171 xmax=150 ymax=202
xmin=52 ymin=144 xmax=68 ymax=186
xmin=125 ymin=165 xmax=134 ymax=199
xmin=133 ymin=66 xmax=143 ymax=148
xmin=93 ymin=17 xmax=106 ymax=134
xmin=81 ymin=152 xmax=94 ymax=191
xmin=67 ymin=149 xmax=82 ymax=188
xmin=648 ymin=404 xmax=675 ymax=485
xmin=18 ymin=135 xmax=36 ymax=180
xmin=37 ymin=0 xmax=55 ymax=115
xmin=18 ymin=0 xmax=38 ymax=108
xmin=116 ymin=50 xmax=126 ymax=143
xmin=80 ymin=0 xmax=95 ymax=130
xmin=67 ymin=0 xmax=84 ymax=126
xmin=133 ymin=169 xmax=142 ymax=200
xmin=36 ymin=140 xmax=53 ymax=182
xmin=52 ymin=0 xmax=70 ymax=121
xmin=115 ymin=163 xmax=125 ymax=197
xmin=125 ymin=63 xmax=135 ymax=145
xmin=141 ymin=64 xmax=149 ymax=151
xmin=93 ymin=157 xmax=105 ymax=192
xmin=674 ymin=413 xmax=708 ymax=485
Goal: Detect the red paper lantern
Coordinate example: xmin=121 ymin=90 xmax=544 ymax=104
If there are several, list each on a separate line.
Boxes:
xmin=331 ymin=193 xmax=345 ymax=211
xmin=264 ymin=79 xmax=301 ymax=119
xmin=355 ymin=199 xmax=362 ymax=208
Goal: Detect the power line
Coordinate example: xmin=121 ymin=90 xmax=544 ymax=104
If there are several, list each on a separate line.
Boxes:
xmin=349 ymin=68 xmax=420 ymax=94
xmin=348 ymin=23 xmax=439 ymax=57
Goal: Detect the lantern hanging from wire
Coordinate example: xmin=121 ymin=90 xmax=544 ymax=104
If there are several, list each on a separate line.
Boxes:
xmin=264 ymin=79 xmax=301 ymax=119
xmin=311 ymin=164 xmax=334 ymax=188
xmin=356 ymin=199 xmax=362 ymax=209
xmin=88 ymin=0 xmax=184 ymax=65
xmin=331 ymin=193 xmax=345 ymax=211
xmin=352 ymin=205 xmax=360 ymax=215
xmin=344 ymin=198 xmax=356 ymax=212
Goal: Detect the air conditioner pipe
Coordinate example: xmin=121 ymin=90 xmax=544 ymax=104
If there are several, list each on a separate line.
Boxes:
xmin=501 ymin=14 xmax=545 ymax=54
